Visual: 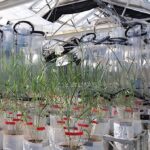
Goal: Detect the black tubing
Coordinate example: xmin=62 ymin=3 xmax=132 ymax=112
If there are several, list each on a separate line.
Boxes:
xmin=13 ymin=21 xmax=34 ymax=35
xmin=125 ymin=22 xmax=147 ymax=38
xmin=31 ymin=30 xmax=45 ymax=36
xmin=0 ymin=29 xmax=3 ymax=40
xmin=108 ymin=37 xmax=127 ymax=44
xmin=80 ymin=33 xmax=96 ymax=42
xmin=94 ymin=36 xmax=110 ymax=45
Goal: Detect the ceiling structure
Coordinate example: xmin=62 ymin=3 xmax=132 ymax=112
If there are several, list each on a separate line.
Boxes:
xmin=0 ymin=0 xmax=150 ymax=37
xmin=0 ymin=0 xmax=36 ymax=10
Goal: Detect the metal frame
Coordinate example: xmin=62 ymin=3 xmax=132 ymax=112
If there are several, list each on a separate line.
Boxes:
xmin=103 ymin=130 xmax=149 ymax=150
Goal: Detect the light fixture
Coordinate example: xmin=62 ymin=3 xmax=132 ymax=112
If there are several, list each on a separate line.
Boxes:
xmin=0 ymin=0 xmax=6 ymax=2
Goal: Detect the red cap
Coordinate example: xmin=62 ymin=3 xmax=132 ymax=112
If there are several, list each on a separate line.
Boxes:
xmin=5 ymin=121 xmax=15 ymax=125
xmin=36 ymin=127 xmax=45 ymax=131
xmin=13 ymin=118 xmax=22 ymax=122
xmin=7 ymin=112 xmax=13 ymax=115
xmin=92 ymin=120 xmax=98 ymax=124
xmin=57 ymin=120 xmax=65 ymax=124
xmin=73 ymin=107 xmax=80 ymax=111
xmin=91 ymin=108 xmax=98 ymax=113
xmin=124 ymin=108 xmax=133 ymax=113
xmin=64 ymin=127 xmax=78 ymax=130
xmin=102 ymin=108 xmax=109 ymax=112
xmin=26 ymin=122 xmax=33 ymax=126
xmin=17 ymin=114 xmax=23 ymax=117
xmin=78 ymin=123 xmax=89 ymax=128
xmin=52 ymin=105 xmax=61 ymax=109
xmin=65 ymin=131 xmax=83 ymax=136
xmin=63 ymin=117 xmax=69 ymax=121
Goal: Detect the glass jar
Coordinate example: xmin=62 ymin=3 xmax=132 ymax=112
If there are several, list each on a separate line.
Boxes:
xmin=23 ymin=126 xmax=49 ymax=150
xmin=3 ymin=121 xmax=23 ymax=150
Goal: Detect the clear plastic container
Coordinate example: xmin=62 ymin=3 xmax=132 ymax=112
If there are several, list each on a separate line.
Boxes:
xmin=2 ymin=25 xmax=14 ymax=58
xmin=23 ymin=126 xmax=49 ymax=150
xmin=3 ymin=121 xmax=23 ymax=150
xmin=23 ymin=122 xmax=34 ymax=140
xmin=124 ymin=108 xmax=133 ymax=119
xmin=49 ymin=115 xmax=66 ymax=146
xmin=23 ymin=139 xmax=49 ymax=150
xmin=13 ymin=21 xmax=33 ymax=55
xmin=48 ymin=125 xmax=66 ymax=148
xmin=30 ymin=31 xmax=45 ymax=66
xmin=58 ymin=129 xmax=83 ymax=150
xmin=91 ymin=120 xmax=109 ymax=136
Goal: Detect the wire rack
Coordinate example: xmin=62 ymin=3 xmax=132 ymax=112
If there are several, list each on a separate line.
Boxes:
xmin=103 ymin=130 xmax=149 ymax=150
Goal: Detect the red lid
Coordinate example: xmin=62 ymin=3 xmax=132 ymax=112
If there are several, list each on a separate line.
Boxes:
xmin=91 ymin=108 xmax=99 ymax=113
xmin=73 ymin=107 xmax=80 ymax=111
xmin=26 ymin=122 xmax=33 ymax=126
xmin=7 ymin=112 xmax=13 ymax=115
xmin=36 ymin=127 xmax=45 ymax=131
xmin=124 ymin=108 xmax=133 ymax=113
xmin=65 ymin=131 xmax=83 ymax=136
xmin=52 ymin=105 xmax=61 ymax=109
xmin=17 ymin=114 xmax=22 ymax=117
xmin=13 ymin=118 xmax=21 ymax=122
xmin=64 ymin=127 xmax=78 ymax=130
xmin=63 ymin=117 xmax=69 ymax=121
xmin=91 ymin=120 xmax=98 ymax=124
xmin=78 ymin=123 xmax=89 ymax=128
xmin=102 ymin=108 xmax=109 ymax=112
xmin=5 ymin=121 xmax=15 ymax=125
xmin=57 ymin=120 xmax=65 ymax=124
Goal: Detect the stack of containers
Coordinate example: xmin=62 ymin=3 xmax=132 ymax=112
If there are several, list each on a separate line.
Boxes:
xmin=3 ymin=112 xmax=24 ymax=150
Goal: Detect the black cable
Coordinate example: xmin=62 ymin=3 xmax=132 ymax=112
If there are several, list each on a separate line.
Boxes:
xmin=94 ymin=36 xmax=110 ymax=45
xmin=125 ymin=22 xmax=147 ymax=38
xmin=80 ymin=33 xmax=96 ymax=43
xmin=108 ymin=37 xmax=128 ymax=45
xmin=0 ymin=29 xmax=3 ymax=40
xmin=31 ymin=30 xmax=45 ymax=36
xmin=144 ymin=38 xmax=150 ymax=44
xmin=13 ymin=21 xmax=34 ymax=35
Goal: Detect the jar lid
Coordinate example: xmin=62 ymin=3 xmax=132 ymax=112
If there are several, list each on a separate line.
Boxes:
xmin=13 ymin=118 xmax=22 ymax=122
xmin=124 ymin=108 xmax=133 ymax=113
xmin=91 ymin=120 xmax=98 ymax=124
xmin=26 ymin=122 xmax=33 ymax=126
xmin=57 ymin=120 xmax=65 ymax=124
xmin=78 ymin=123 xmax=89 ymax=128
xmin=64 ymin=126 xmax=78 ymax=130
xmin=7 ymin=112 xmax=13 ymax=115
xmin=5 ymin=121 xmax=15 ymax=125
xmin=63 ymin=117 xmax=70 ymax=121
xmin=65 ymin=131 xmax=83 ymax=136
xmin=17 ymin=114 xmax=23 ymax=117
xmin=36 ymin=127 xmax=45 ymax=131
xmin=102 ymin=108 xmax=109 ymax=112
xmin=73 ymin=107 xmax=80 ymax=111
xmin=52 ymin=105 xmax=61 ymax=109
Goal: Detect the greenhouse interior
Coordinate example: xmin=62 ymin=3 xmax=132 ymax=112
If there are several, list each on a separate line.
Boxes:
xmin=0 ymin=0 xmax=150 ymax=150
